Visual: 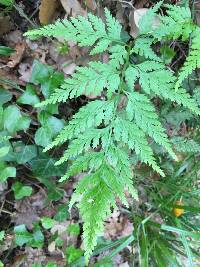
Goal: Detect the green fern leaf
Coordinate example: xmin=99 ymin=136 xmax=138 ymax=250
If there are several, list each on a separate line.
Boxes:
xmin=175 ymin=28 xmax=200 ymax=90
xmin=126 ymin=62 xmax=200 ymax=115
xmin=44 ymin=100 xmax=115 ymax=152
xmin=154 ymin=4 xmax=194 ymax=40
xmin=37 ymin=62 xmax=120 ymax=106
xmin=171 ymin=136 xmax=200 ymax=153
xmin=109 ymin=44 xmax=128 ymax=68
xmin=24 ymin=8 xmax=125 ymax=55
xmin=132 ymin=37 xmax=161 ymax=61
xmin=126 ymin=91 xmax=177 ymax=159
xmin=113 ymin=117 xmax=165 ymax=176
xmin=56 ymin=128 xmax=109 ymax=165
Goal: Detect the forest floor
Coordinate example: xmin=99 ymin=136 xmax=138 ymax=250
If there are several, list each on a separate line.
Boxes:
xmin=0 ymin=0 xmax=200 ymax=266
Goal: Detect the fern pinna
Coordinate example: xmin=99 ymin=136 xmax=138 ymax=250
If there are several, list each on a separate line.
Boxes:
xmin=25 ymin=3 xmax=200 ymax=262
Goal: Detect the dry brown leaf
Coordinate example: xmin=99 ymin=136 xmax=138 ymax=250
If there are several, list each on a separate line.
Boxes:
xmin=0 ymin=69 xmax=22 ymax=89
xmin=48 ymin=241 xmax=56 ymax=253
xmin=60 ymin=0 xmax=87 ymax=17
xmin=7 ymin=43 xmax=25 ymax=68
xmin=62 ymin=63 xmax=76 ymax=75
xmin=195 ymin=2 xmax=200 ymax=26
xmin=134 ymin=8 xmax=161 ymax=29
xmin=39 ymin=0 xmax=59 ymax=25
xmin=85 ymin=0 xmax=97 ymax=11
xmin=104 ymin=209 xmax=133 ymax=239
xmin=0 ymin=15 xmax=12 ymax=36
xmin=4 ymin=30 xmax=23 ymax=45
xmin=135 ymin=0 xmax=149 ymax=9
xmin=129 ymin=10 xmax=139 ymax=38
xmin=18 ymin=63 xmax=32 ymax=82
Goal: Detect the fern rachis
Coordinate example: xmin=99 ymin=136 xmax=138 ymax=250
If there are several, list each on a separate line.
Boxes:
xmin=25 ymin=3 xmax=200 ymax=262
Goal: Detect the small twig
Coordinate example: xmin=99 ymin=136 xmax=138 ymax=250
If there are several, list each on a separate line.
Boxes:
xmin=0 ymin=209 xmax=13 ymax=216
xmin=13 ymin=3 xmax=37 ymax=28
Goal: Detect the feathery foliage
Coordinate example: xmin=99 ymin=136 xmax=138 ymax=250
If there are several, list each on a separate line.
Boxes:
xmin=175 ymin=28 xmax=200 ymax=90
xmin=25 ymin=3 xmax=200 ymax=262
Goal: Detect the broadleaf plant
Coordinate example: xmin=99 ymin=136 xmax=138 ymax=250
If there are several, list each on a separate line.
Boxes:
xmin=25 ymin=3 xmax=200 ymax=262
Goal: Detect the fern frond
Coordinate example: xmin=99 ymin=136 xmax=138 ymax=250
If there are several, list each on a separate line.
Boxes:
xmin=153 ymin=4 xmax=194 ymax=40
xmin=175 ymin=28 xmax=200 ymax=90
xmin=171 ymin=136 xmax=200 ymax=153
xmin=109 ymin=44 xmax=128 ymax=68
xmin=113 ymin=117 xmax=165 ymax=176
xmin=56 ymin=128 xmax=109 ymax=165
xmin=37 ymin=62 xmax=120 ymax=107
xmin=126 ymin=62 xmax=200 ymax=115
xmin=132 ymin=37 xmax=161 ymax=62
xmin=43 ymin=100 xmax=115 ymax=152
xmin=24 ymin=8 xmax=125 ymax=55
xmin=59 ymin=152 xmax=104 ymax=182
xmin=24 ymin=6 xmax=200 ymax=263
xmin=126 ymin=91 xmax=177 ymax=159
xmin=105 ymin=8 xmax=122 ymax=40
xmin=107 ymin=145 xmax=138 ymax=199
xmin=72 ymin=170 xmax=116 ymax=261
xmin=69 ymin=160 xmax=137 ymax=262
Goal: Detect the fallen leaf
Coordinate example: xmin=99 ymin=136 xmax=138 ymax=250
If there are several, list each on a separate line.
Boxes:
xmin=48 ymin=241 xmax=56 ymax=253
xmin=4 ymin=30 xmax=22 ymax=45
xmin=18 ymin=63 xmax=32 ymax=82
xmin=104 ymin=209 xmax=133 ymax=239
xmin=60 ymin=0 xmax=87 ymax=17
xmin=119 ymin=262 xmax=130 ymax=267
xmin=62 ymin=63 xmax=76 ymax=75
xmin=134 ymin=8 xmax=161 ymax=29
xmin=12 ymin=190 xmax=54 ymax=229
xmin=39 ymin=0 xmax=59 ymax=25
xmin=7 ymin=43 xmax=25 ymax=68
xmin=85 ymin=0 xmax=97 ymax=11
xmin=0 ymin=15 xmax=12 ymax=36
xmin=135 ymin=0 xmax=149 ymax=8
xmin=129 ymin=10 xmax=139 ymax=38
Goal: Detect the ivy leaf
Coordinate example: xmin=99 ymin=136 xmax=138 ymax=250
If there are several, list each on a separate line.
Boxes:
xmin=41 ymin=217 xmax=55 ymax=229
xmin=31 ymin=224 xmax=44 ymax=248
xmin=3 ymin=142 xmax=37 ymax=164
xmin=35 ymin=126 xmax=52 ymax=147
xmin=3 ymin=105 xmax=31 ymax=134
xmin=14 ymin=224 xmax=44 ymax=248
xmin=17 ymin=84 xmax=40 ymax=106
xmin=0 ymin=230 xmax=5 ymax=241
xmin=54 ymin=203 xmax=70 ymax=222
xmin=14 ymin=224 xmax=33 ymax=246
xmin=35 ymin=113 xmax=64 ymax=147
xmin=12 ymin=182 xmax=33 ymax=199
xmin=67 ymin=224 xmax=80 ymax=236
xmin=13 ymin=143 xmax=37 ymax=164
xmin=37 ymin=176 xmax=64 ymax=201
xmin=31 ymin=60 xmax=53 ymax=85
xmin=0 ymin=146 xmax=10 ymax=158
xmin=0 ymin=88 xmax=12 ymax=105
xmin=29 ymin=152 xmax=67 ymax=177
xmin=41 ymin=71 xmax=64 ymax=99
xmin=0 ymin=162 xmax=16 ymax=182
xmin=65 ymin=245 xmax=84 ymax=264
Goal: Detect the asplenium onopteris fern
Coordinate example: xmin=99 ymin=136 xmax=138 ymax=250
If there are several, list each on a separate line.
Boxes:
xmin=175 ymin=27 xmax=200 ymax=90
xmin=25 ymin=3 xmax=200 ymax=262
